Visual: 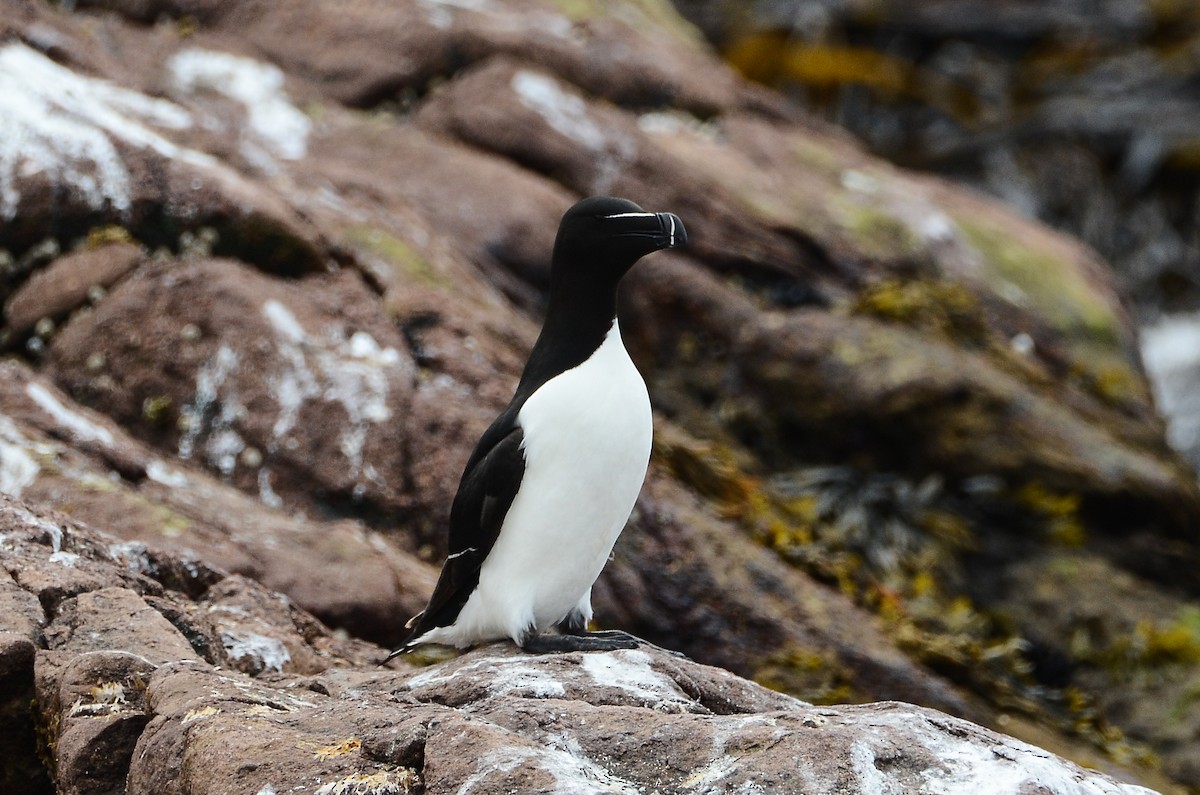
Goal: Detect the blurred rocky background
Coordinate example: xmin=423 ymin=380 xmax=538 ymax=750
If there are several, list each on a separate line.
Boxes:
xmin=0 ymin=0 xmax=1198 ymax=792
xmin=673 ymin=0 xmax=1200 ymax=471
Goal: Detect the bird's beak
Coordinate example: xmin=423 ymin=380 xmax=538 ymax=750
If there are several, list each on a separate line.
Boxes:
xmin=605 ymin=211 xmax=688 ymax=250
xmin=654 ymin=212 xmax=687 ymax=249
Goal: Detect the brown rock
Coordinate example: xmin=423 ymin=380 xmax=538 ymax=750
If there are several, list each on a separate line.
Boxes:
xmin=3 ymin=242 xmax=144 ymax=336
xmin=0 ymin=570 xmax=44 ymax=640
xmin=44 ymin=257 xmax=416 ymax=519
xmin=77 ymin=0 xmax=749 ymax=115
xmin=0 ymin=495 xmax=379 ymax=673
xmin=50 ymin=651 xmax=158 ymax=795
xmin=116 ymin=644 xmax=1161 ymax=795
xmin=0 ymin=35 xmax=326 ymax=272
xmin=415 ymin=58 xmax=810 ymax=281
xmin=598 ymin=471 xmax=979 ymax=720
xmin=0 ymin=0 xmax=1197 ymax=788
xmin=0 ymin=360 xmax=436 ymax=645
xmin=45 ymin=586 xmax=201 ymax=664
xmin=0 ymin=478 xmax=1167 ymax=795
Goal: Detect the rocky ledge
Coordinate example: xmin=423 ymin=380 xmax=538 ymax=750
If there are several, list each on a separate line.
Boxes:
xmin=1 ymin=497 xmax=1156 ymax=795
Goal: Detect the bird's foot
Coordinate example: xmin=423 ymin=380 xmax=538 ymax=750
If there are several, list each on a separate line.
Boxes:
xmin=522 ymin=629 xmax=689 ymax=659
xmin=521 ymin=631 xmax=640 ymax=654
xmin=584 ymin=630 xmax=691 ymax=660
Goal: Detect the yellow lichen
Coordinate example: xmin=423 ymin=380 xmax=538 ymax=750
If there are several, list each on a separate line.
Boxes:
xmin=314 ymin=769 xmax=421 ymax=795
xmin=1135 ymin=609 xmax=1200 ymax=667
xmin=90 ymin=681 xmax=126 ymax=705
xmin=1015 ymin=482 xmax=1086 ymax=547
xmin=314 ymin=738 xmax=362 ymax=760
xmin=85 ymin=226 xmax=134 ymax=249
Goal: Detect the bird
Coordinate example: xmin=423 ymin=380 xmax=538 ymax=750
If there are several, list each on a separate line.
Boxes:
xmin=384 ymin=196 xmax=686 ymax=661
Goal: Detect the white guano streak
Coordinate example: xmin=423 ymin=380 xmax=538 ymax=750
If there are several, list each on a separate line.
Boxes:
xmin=0 ymin=42 xmax=207 ymax=220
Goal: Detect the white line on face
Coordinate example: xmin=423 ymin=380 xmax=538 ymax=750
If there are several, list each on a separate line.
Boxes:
xmin=603 ymin=212 xmax=657 ymax=219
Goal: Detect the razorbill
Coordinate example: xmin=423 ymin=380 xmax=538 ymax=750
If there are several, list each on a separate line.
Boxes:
xmin=386 ymin=196 xmax=686 ymax=659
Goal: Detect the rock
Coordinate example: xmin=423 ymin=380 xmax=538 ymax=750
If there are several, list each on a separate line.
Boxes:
xmin=414 ymin=57 xmax=809 ymax=279
xmin=0 ymin=37 xmax=326 ymax=273
xmin=599 ymin=471 xmax=981 ymax=720
xmin=1141 ymin=311 xmax=1200 ymax=471
xmin=0 ymin=632 xmax=47 ymax=795
xmin=0 ymin=360 xmax=436 ymax=645
xmin=675 ymin=0 xmax=1200 ymax=356
xmin=44 ymin=257 xmax=416 ymax=519
xmin=76 ymin=0 xmax=751 ymax=116
xmin=3 ymin=241 xmax=144 ymax=338
xmin=45 ymin=586 xmax=203 ymax=664
xmin=0 ymin=0 xmax=1197 ymax=789
xmin=0 ymin=495 xmax=1163 ymax=794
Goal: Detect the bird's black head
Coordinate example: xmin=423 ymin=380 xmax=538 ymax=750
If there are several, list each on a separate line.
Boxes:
xmin=550 ymin=196 xmax=687 ymax=290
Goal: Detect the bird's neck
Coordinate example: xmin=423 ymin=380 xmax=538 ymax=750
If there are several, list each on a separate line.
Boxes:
xmin=516 ymin=274 xmax=621 ymax=398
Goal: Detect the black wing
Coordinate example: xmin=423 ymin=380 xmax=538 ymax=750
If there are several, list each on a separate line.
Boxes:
xmin=392 ymin=421 xmax=526 ymax=653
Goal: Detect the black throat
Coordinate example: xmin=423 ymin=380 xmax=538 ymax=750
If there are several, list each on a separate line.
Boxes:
xmin=513 ymin=267 xmax=620 ymax=405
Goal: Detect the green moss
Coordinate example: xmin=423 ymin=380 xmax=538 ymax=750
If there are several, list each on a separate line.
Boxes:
xmin=956 ymin=217 xmax=1121 ymax=347
xmin=142 ymin=395 xmax=174 ymax=425
xmin=789 ymin=137 xmax=844 ymax=180
xmin=841 ymin=202 xmax=923 ymax=261
xmin=342 ymin=226 xmax=446 ymax=289
xmin=852 ymin=276 xmax=988 ymax=343
xmin=76 ymin=473 xmax=120 ymax=494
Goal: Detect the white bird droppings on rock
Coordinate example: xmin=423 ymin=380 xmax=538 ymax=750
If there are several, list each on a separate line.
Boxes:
xmin=406 ymin=654 xmax=567 ymax=699
xmin=25 ymin=381 xmax=116 ymax=447
xmin=262 ymin=299 xmax=400 ymax=477
xmin=1141 ymin=310 xmax=1200 ymax=465
xmin=511 ymin=69 xmax=634 ymax=192
xmin=0 ymin=42 xmax=207 ymax=220
xmin=219 ymin=630 xmax=292 ymax=673
xmin=579 ymin=649 xmax=691 ymax=706
xmin=0 ymin=418 xmax=41 ymax=499
xmin=167 ymin=48 xmax=311 ymax=165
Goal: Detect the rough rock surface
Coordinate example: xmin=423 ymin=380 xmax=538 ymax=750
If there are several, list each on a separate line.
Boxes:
xmin=0 ymin=500 xmax=1161 ymax=795
xmin=0 ymin=0 xmax=1197 ymax=791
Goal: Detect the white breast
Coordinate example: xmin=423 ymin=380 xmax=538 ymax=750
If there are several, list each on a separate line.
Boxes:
xmin=434 ymin=319 xmax=652 ymax=646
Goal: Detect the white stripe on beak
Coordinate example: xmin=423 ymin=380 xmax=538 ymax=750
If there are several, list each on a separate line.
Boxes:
xmin=667 ymin=213 xmax=675 ymax=246
xmin=602 ymin=212 xmax=658 ymax=219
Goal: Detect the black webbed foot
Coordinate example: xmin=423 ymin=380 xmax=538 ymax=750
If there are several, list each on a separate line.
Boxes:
xmin=521 ymin=632 xmax=640 ymax=653
xmin=524 ymin=627 xmax=690 ymax=658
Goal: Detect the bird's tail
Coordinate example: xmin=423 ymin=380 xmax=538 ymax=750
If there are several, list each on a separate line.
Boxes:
xmin=377 ymin=610 xmax=427 ymax=666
